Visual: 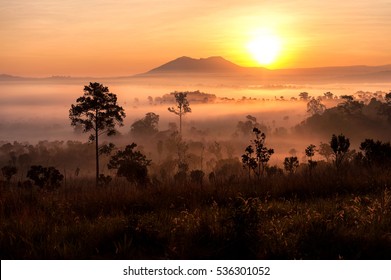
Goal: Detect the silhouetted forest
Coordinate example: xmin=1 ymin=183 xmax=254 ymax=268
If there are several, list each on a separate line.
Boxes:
xmin=1 ymin=84 xmax=391 ymax=259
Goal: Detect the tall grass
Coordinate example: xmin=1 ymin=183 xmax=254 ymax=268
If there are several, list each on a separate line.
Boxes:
xmin=1 ymin=168 xmax=391 ymax=259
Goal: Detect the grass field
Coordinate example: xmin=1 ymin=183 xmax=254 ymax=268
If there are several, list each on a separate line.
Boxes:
xmin=1 ymin=165 xmax=391 ymax=260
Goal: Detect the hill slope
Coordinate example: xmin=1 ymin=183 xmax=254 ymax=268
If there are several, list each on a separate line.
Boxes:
xmin=140 ymin=56 xmax=391 ymax=82
xmin=2 ymin=57 xmax=391 ymax=83
xmin=145 ymin=56 xmax=246 ymax=74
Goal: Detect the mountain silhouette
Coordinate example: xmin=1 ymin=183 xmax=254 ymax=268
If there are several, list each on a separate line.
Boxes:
xmin=140 ymin=56 xmax=391 ymax=83
xmin=0 ymin=74 xmax=23 ymax=80
xmin=145 ymin=56 xmax=246 ymax=74
xmin=2 ymin=56 xmax=391 ymax=83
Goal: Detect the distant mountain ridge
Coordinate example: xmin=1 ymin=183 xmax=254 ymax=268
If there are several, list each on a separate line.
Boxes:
xmin=2 ymin=56 xmax=391 ymax=83
xmin=140 ymin=56 xmax=391 ymax=83
xmin=0 ymin=74 xmax=23 ymax=80
xmin=146 ymin=56 xmax=245 ymax=73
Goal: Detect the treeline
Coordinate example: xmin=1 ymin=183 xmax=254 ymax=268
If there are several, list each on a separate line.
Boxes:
xmin=2 ymin=82 xmax=391 ymax=191
xmin=2 ymin=129 xmax=391 ymax=193
xmin=296 ymin=92 xmax=391 ymax=140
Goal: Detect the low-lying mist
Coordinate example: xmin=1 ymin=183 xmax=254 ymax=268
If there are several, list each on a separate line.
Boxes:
xmin=1 ymin=78 xmax=390 ymax=172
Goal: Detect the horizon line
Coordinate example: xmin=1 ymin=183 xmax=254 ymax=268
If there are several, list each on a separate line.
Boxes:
xmin=2 ymin=55 xmax=391 ymax=79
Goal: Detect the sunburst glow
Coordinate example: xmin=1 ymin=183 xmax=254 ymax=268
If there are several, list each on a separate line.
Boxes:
xmin=247 ymin=31 xmax=282 ymax=66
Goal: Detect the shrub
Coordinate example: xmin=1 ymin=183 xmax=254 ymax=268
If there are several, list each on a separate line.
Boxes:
xmin=1 ymin=165 xmax=17 ymax=183
xmin=283 ymin=157 xmax=299 ymax=174
xmin=26 ymin=165 xmax=64 ymax=188
xmin=190 ymin=170 xmax=205 ymax=186
xmin=108 ymin=143 xmax=151 ymax=186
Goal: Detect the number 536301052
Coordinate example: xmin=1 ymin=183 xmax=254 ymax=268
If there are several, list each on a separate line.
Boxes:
xmin=216 ymin=266 xmax=270 ymax=276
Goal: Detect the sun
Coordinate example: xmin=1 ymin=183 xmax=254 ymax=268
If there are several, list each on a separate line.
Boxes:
xmin=247 ymin=31 xmax=282 ymax=66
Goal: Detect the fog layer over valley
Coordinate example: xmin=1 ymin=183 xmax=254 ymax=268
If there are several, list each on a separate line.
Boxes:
xmin=1 ymin=77 xmax=391 ymax=176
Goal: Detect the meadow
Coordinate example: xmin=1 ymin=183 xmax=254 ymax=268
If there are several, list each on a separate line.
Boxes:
xmin=1 ymin=165 xmax=391 ymax=259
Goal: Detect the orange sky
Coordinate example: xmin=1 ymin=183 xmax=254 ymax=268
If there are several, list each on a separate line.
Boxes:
xmin=1 ymin=0 xmax=391 ymax=77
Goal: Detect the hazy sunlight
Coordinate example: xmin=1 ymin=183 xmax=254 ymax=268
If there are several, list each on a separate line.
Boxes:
xmin=247 ymin=30 xmax=282 ymax=67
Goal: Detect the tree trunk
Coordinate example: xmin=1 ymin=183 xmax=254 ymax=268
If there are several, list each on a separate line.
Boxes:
xmin=179 ymin=104 xmax=183 ymax=135
xmin=95 ymin=127 xmax=99 ymax=188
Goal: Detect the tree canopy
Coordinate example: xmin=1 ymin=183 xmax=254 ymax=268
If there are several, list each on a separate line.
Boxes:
xmin=168 ymin=91 xmax=191 ymax=135
xmin=69 ymin=82 xmax=125 ymax=140
xmin=69 ymin=82 xmax=125 ymax=186
xmin=130 ymin=112 xmax=159 ymax=138
xmin=108 ymin=143 xmax=151 ymax=186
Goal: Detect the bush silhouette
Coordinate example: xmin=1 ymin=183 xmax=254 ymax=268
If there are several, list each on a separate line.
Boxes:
xmin=108 ymin=143 xmax=151 ymax=186
xmin=130 ymin=112 xmax=160 ymax=138
xmin=330 ymin=134 xmax=350 ymax=169
xmin=283 ymin=157 xmax=299 ymax=174
xmin=26 ymin=165 xmax=63 ymax=188
xmin=242 ymin=128 xmax=274 ymax=180
xmin=1 ymin=165 xmax=17 ymax=183
xmin=190 ymin=169 xmax=205 ymax=186
xmin=359 ymin=139 xmax=391 ymax=167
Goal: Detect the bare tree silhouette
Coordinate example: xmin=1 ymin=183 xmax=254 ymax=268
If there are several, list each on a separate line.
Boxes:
xmin=168 ymin=92 xmax=191 ymax=135
xmin=242 ymin=128 xmax=274 ymax=181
